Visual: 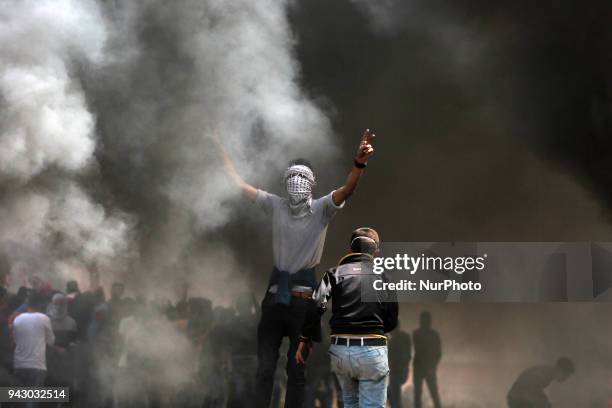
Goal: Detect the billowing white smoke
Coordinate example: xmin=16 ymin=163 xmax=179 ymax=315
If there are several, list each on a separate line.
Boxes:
xmin=0 ymin=0 xmax=105 ymax=180
xmin=86 ymin=0 xmax=336 ymax=293
xmin=0 ymin=0 xmax=134 ymax=288
xmin=0 ymin=184 xmax=134 ymax=287
xmin=97 ymin=0 xmax=333 ymax=228
xmin=2 ymin=0 xmax=334 ymax=289
xmin=2 ymin=0 xmax=335 ymax=397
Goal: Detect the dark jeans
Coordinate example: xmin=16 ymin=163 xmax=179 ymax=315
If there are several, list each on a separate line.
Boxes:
xmin=14 ymin=368 xmax=46 ymax=386
xmin=255 ymin=292 xmax=310 ymax=408
xmin=14 ymin=369 xmax=46 ymax=408
xmin=413 ymin=369 xmax=441 ymax=408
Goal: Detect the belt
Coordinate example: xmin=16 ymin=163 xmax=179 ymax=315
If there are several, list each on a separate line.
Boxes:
xmin=291 ymin=290 xmax=313 ymax=299
xmin=331 ymin=336 xmax=387 ymax=347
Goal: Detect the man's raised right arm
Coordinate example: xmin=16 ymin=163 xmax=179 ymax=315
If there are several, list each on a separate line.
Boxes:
xmin=212 ymin=132 xmax=258 ymax=201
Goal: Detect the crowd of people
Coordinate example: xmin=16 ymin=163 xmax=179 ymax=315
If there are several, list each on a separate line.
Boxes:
xmin=0 ymin=271 xmax=446 ymax=408
xmin=0 ymin=129 xmax=575 ymax=408
xmin=0 ymin=273 xmax=270 ymax=407
xmin=0 ymin=272 xmax=575 ymax=408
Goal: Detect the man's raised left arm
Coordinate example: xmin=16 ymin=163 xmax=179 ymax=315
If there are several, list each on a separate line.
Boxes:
xmin=332 ymin=128 xmax=376 ymax=206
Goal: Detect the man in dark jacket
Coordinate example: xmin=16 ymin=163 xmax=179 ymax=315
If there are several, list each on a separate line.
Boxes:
xmin=296 ymin=227 xmax=398 ymax=408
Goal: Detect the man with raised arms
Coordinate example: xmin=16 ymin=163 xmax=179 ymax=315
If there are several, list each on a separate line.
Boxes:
xmin=214 ymin=129 xmax=376 ymax=408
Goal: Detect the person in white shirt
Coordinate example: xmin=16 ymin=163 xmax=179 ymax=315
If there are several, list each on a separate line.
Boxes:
xmin=13 ymin=291 xmax=55 ymax=390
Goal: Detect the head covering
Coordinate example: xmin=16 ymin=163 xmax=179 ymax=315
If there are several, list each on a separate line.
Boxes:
xmin=66 ymin=280 xmax=79 ymax=294
xmin=48 ymin=293 xmax=68 ymax=320
xmin=283 ymin=164 xmax=316 ymax=217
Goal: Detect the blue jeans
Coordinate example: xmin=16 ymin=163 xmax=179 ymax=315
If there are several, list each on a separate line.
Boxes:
xmin=329 ymin=344 xmax=389 ymax=408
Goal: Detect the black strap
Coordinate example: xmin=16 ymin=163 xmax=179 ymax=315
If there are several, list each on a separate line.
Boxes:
xmin=354 ymin=159 xmax=367 ymax=169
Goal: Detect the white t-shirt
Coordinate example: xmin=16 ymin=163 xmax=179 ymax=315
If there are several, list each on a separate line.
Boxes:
xmin=13 ymin=312 xmax=55 ymax=370
xmin=256 ymin=190 xmax=344 ymax=274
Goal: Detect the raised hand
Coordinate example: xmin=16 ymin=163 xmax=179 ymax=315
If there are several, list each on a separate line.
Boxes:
xmin=355 ymin=128 xmax=376 ymax=165
xmin=209 ymin=129 xmax=258 ymax=201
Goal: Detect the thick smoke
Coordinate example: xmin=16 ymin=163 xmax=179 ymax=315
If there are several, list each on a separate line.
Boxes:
xmin=1 ymin=0 xmax=336 ymax=397
xmin=0 ymin=0 xmax=104 ymax=180
xmin=0 ymin=0 xmax=133 ymax=289
xmin=1 ymin=0 xmax=336 ymax=294
xmin=0 ymin=183 xmax=134 ymax=287
xmin=83 ymin=0 xmax=336 ymax=295
xmin=4 ymin=0 xmax=612 ymax=405
xmin=300 ymin=2 xmax=612 ymax=406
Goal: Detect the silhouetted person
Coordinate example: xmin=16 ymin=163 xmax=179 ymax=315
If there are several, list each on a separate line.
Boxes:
xmin=171 ymin=282 xmax=190 ymax=320
xmin=66 ymin=280 xmax=80 ymax=313
xmin=47 ymin=293 xmax=77 ymax=347
xmin=228 ymin=294 xmax=259 ymax=408
xmin=74 ymin=271 xmax=101 ymax=341
xmin=9 ymin=286 xmax=28 ymax=311
xmin=0 ymin=287 xmax=12 ymax=374
xmin=46 ymin=293 xmax=77 ymax=390
xmin=388 ymin=322 xmax=412 ymax=408
xmin=109 ymin=282 xmax=126 ymax=322
xmin=87 ymin=287 xmax=113 ymax=408
xmin=507 ymin=357 xmax=575 ymax=408
xmin=202 ymin=306 xmax=234 ymax=408
xmin=413 ymin=311 xmax=442 ymax=408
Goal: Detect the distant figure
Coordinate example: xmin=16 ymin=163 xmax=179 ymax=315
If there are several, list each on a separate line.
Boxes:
xmin=12 ymin=291 xmax=54 ymax=405
xmin=46 ymin=293 xmax=77 ymax=389
xmin=507 ymin=357 xmax=575 ymax=408
xmin=388 ymin=322 xmax=412 ymax=408
xmin=227 ymin=294 xmax=259 ymax=408
xmin=65 ymin=280 xmax=86 ymax=339
xmin=109 ymin=282 xmax=126 ymax=318
xmin=171 ymin=282 xmax=190 ymax=321
xmin=65 ymin=280 xmax=79 ymax=298
xmin=9 ymin=286 xmax=28 ymax=312
xmin=0 ymin=287 xmax=11 ymax=385
xmin=47 ymin=293 xmax=77 ymax=347
xmin=86 ymin=287 xmax=113 ymax=408
xmin=0 ymin=288 xmax=11 ymax=351
xmin=413 ymin=311 xmax=442 ymax=408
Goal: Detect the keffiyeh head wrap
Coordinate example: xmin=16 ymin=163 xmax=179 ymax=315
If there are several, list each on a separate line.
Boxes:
xmin=283 ymin=165 xmax=316 ymax=217
xmin=48 ymin=293 xmax=68 ymax=320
